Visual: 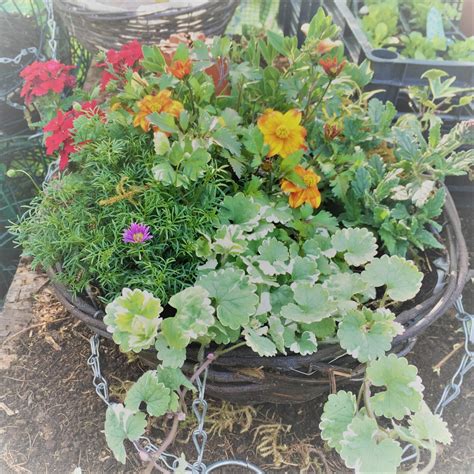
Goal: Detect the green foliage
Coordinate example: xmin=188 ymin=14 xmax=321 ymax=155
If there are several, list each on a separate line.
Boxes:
xmin=340 ymin=415 xmax=403 ymax=473
xmin=322 ymin=355 xmax=450 ymax=473
xmin=104 ymin=404 xmax=147 ymax=464
xmin=320 ymin=391 xmax=357 ymax=451
xmin=103 ymin=288 xmax=163 ymax=353
xmin=12 ymin=128 xmax=227 ymax=303
xmin=361 ymin=2 xmax=399 ymax=48
xmin=367 ymin=354 xmax=424 ymax=419
xmin=337 ymin=308 xmax=403 ymax=362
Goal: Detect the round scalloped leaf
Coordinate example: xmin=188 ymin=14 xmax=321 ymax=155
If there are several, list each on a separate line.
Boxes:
xmin=257 ymin=237 xmax=290 ymax=276
xmin=320 ymin=390 xmax=357 ymax=452
xmin=155 ymin=334 xmax=186 ymax=368
xmin=198 ymin=268 xmax=259 ymax=330
xmin=281 ymin=282 xmax=335 ymax=323
xmin=219 ymin=193 xmax=261 ymax=229
xmin=156 ymin=366 xmax=195 ymax=393
xmin=340 ymin=415 xmax=402 ymax=473
xmin=243 ymin=327 xmax=277 ymax=356
xmin=324 ymin=272 xmax=370 ymax=313
xmin=289 ymin=331 xmax=318 ymax=355
xmin=408 ymin=401 xmax=452 ymax=445
xmin=332 ymin=228 xmax=377 ymax=266
xmin=291 ymin=256 xmax=320 ymax=283
xmin=337 ymin=308 xmax=404 ymax=362
xmin=361 ymin=255 xmax=423 ymax=302
xmin=125 ymin=371 xmax=171 ymax=417
xmin=104 ymin=288 xmax=163 ymax=353
xmin=212 ymin=225 xmax=247 ymax=256
xmin=366 ymin=354 xmax=424 ymax=420
xmin=161 ymin=286 xmax=215 ymax=349
xmin=104 ymin=404 xmax=147 ymax=464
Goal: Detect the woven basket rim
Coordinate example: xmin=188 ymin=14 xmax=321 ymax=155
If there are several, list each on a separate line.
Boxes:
xmin=48 ymin=186 xmax=468 ymax=373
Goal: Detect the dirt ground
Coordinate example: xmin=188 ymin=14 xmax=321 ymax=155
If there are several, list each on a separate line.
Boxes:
xmin=0 ymin=211 xmax=472 ymax=474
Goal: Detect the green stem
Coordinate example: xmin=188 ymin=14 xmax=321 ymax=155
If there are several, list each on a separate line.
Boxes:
xmin=185 ymin=79 xmax=196 ymax=116
xmin=305 ymin=78 xmax=333 ymax=123
xmin=214 ymin=341 xmax=247 ymax=357
xmin=378 ymin=289 xmax=389 ymax=309
xmin=363 ymin=380 xmax=376 ymax=420
xmin=8 ymin=170 xmax=42 ymax=194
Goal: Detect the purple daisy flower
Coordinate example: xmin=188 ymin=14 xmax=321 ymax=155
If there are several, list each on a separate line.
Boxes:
xmin=123 ymin=223 xmax=153 ymax=244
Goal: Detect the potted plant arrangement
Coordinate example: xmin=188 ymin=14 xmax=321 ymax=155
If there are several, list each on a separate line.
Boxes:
xmin=11 ymin=9 xmax=473 ymax=472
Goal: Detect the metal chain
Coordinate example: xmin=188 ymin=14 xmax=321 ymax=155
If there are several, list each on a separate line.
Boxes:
xmin=435 ymin=296 xmax=473 ymax=415
xmin=87 ymin=335 xmax=110 ymax=406
xmin=401 ymin=293 xmax=473 ymax=463
xmin=43 ymin=0 xmax=57 ymax=60
xmin=191 ymin=368 xmax=209 ymax=473
xmin=0 ymin=47 xmax=42 ymax=65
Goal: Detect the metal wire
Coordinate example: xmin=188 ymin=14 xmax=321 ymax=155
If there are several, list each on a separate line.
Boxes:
xmin=401 ymin=293 xmax=473 ymax=464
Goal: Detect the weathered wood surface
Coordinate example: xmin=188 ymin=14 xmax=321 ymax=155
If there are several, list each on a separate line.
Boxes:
xmin=0 ymin=259 xmax=48 ymax=369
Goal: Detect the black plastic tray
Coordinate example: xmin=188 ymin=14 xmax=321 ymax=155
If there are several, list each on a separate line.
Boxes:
xmin=323 ymin=0 xmax=474 ymax=105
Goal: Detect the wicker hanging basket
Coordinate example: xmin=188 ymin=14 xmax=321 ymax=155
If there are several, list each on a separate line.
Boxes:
xmin=53 ymin=0 xmax=239 ymax=52
xmin=49 ymin=189 xmax=468 ymax=404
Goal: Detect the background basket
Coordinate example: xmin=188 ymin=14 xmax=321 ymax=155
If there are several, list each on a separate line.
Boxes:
xmin=49 ymin=189 xmax=468 ymax=404
xmin=54 ymin=0 xmax=239 ymax=52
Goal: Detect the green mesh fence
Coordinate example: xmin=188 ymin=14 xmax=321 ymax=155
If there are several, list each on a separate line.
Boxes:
xmin=0 ymin=0 xmax=91 ymax=306
xmin=226 ymin=0 xmax=281 ymax=36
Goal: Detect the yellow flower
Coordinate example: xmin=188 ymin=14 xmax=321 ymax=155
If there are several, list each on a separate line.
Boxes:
xmin=281 ymin=165 xmax=321 ymax=209
xmin=133 ymin=90 xmax=183 ymax=132
xmin=257 ymin=109 xmax=307 ymax=158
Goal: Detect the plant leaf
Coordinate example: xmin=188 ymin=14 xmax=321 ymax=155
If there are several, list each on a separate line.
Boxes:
xmin=361 ymin=255 xmax=423 ymax=301
xmin=155 ymin=334 xmax=187 ymax=368
xmin=366 ymin=354 xmax=424 ymax=420
xmin=243 ymin=327 xmax=277 ymax=356
xmin=104 ymin=404 xmax=147 ymax=464
xmin=408 ymin=401 xmax=452 ymax=445
xmin=198 ymin=268 xmax=259 ymax=330
xmin=161 ymin=286 xmax=215 ymax=349
xmin=280 ymin=282 xmax=335 ymax=323
xmin=332 ymin=228 xmax=377 ymax=266
xmin=340 ymin=415 xmax=403 ymax=473
xmin=125 ymin=371 xmax=171 ymax=417
xmin=338 ymin=308 xmax=404 ymax=362
xmin=320 ymin=390 xmax=357 ymax=452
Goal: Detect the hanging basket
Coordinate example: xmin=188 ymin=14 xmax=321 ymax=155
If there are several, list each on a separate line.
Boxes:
xmin=49 ymin=189 xmax=468 ymax=404
xmin=54 ymin=0 xmax=239 ymax=52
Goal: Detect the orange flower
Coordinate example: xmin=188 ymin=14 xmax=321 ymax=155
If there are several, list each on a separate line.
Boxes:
xmin=133 ymin=90 xmax=183 ymax=132
xmin=257 ymin=109 xmax=307 ymax=158
xmin=319 ymin=57 xmax=346 ymax=78
xmin=281 ymin=165 xmax=322 ymax=209
xmin=315 ymin=39 xmax=341 ymax=55
xmin=168 ymin=58 xmax=192 ymax=79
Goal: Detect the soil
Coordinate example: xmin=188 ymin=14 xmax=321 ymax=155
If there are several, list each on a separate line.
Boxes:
xmin=1 ymin=213 xmax=472 ymax=473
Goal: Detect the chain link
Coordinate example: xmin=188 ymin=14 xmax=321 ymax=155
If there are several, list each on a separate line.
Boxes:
xmin=401 ymin=294 xmax=473 ymax=463
xmin=87 ymin=335 xmax=110 ymax=406
xmin=44 ymin=0 xmax=57 ymax=60
xmin=435 ymin=296 xmax=473 ymax=415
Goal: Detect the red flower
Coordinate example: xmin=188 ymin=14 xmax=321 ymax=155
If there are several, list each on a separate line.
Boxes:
xmin=43 ymin=100 xmax=104 ymax=170
xmin=98 ymin=39 xmax=143 ymax=91
xmin=20 ymin=60 xmax=75 ymax=105
xmin=319 ymin=57 xmax=347 ymax=78
xmin=167 ymin=58 xmax=192 ymax=79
